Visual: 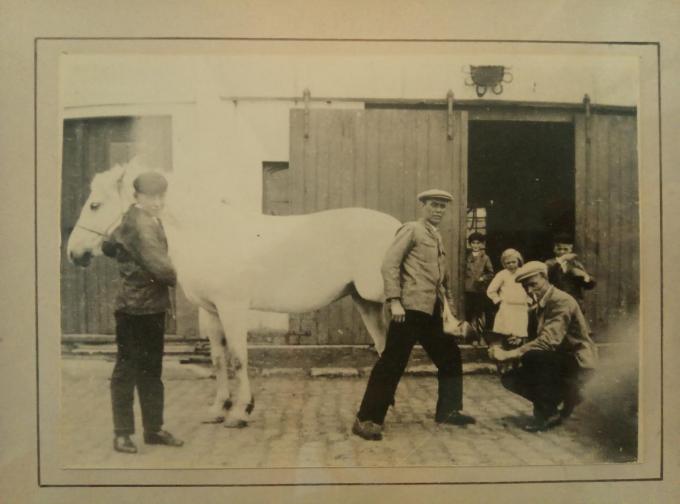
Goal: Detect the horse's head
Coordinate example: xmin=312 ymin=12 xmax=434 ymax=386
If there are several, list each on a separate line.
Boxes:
xmin=67 ymin=163 xmax=135 ymax=267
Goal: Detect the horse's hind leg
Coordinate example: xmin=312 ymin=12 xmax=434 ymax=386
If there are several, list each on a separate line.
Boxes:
xmin=215 ymin=301 xmax=254 ymax=428
xmin=199 ymin=307 xmax=232 ymax=423
xmin=352 ymin=294 xmax=387 ymax=355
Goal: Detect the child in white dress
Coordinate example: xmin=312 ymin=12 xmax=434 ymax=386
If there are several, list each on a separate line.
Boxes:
xmin=486 ymin=249 xmax=531 ymax=344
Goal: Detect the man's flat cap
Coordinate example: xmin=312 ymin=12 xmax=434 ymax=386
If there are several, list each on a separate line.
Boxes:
xmin=514 ymin=261 xmax=548 ymax=283
xmin=133 ymin=172 xmax=168 ymax=195
xmin=417 ymin=189 xmax=454 ymax=202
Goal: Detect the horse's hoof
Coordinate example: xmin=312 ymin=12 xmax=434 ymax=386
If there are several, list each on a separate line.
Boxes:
xmin=223 ymin=418 xmax=248 ymax=428
xmin=245 ymin=397 xmax=255 ymax=414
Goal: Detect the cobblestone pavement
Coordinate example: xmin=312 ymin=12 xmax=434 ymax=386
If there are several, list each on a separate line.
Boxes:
xmin=59 ymin=357 xmax=633 ymax=469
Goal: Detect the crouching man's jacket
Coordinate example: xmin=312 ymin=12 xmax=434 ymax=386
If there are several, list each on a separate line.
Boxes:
xmin=518 ymin=286 xmax=598 ymax=369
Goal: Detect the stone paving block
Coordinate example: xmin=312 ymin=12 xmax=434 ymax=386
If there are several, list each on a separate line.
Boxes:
xmin=309 ymin=367 xmax=360 ymax=378
xmin=261 ymin=367 xmax=307 ymax=377
xmin=404 ymin=364 xmax=438 ymax=376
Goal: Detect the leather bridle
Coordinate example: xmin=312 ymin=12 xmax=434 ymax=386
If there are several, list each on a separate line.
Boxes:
xmin=75 ymin=173 xmax=127 ymax=239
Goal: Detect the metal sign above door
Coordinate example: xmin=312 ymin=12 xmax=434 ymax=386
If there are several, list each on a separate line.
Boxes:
xmin=464 ymin=65 xmax=513 ymax=97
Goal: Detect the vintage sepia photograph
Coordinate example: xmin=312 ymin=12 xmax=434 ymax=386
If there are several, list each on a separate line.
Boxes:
xmin=44 ymin=39 xmax=654 ymax=483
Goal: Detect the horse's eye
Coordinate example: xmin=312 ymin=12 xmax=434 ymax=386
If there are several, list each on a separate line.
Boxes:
xmin=90 ymin=202 xmax=101 ymax=211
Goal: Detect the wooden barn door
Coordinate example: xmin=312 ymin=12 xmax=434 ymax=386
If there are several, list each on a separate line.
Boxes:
xmin=575 ymin=112 xmax=639 ymax=336
xmin=60 ymin=116 xmax=175 ymax=336
xmin=289 ymin=108 xmax=468 ymax=345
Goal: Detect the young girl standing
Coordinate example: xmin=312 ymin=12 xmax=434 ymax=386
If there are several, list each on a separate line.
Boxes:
xmin=486 ymin=249 xmax=531 ymax=343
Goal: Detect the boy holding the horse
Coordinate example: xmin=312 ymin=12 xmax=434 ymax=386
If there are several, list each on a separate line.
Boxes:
xmin=102 ymin=172 xmax=184 ymax=454
xmin=353 ymin=189 xmax=476 ymax=441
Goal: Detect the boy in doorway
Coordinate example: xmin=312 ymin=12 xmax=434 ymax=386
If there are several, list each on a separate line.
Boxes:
xmin=545 ymin=232 xmax=596 ymax=312
xmin=464 ymin=232 xmax=495 ymax=338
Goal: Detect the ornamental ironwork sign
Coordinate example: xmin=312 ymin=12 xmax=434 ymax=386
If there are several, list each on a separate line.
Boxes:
xmin=464 ymin=65 xmax=513 ymax=97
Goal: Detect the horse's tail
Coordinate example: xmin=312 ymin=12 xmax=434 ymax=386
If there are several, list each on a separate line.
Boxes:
xmin=350 ymin=287 xmax=388 ymax=354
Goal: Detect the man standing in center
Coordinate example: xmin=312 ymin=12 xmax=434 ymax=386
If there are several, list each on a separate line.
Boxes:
xmin=353 ymin=189 xmax=476 ymax=441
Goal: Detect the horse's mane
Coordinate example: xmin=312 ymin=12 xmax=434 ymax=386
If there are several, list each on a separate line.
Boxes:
xmin=88 ymin=158 xmax=256 ymax=220
xmin=90 ymin=163 xmax=124 ymax=191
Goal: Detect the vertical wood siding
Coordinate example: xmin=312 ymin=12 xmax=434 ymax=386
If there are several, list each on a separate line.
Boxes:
xmin=575 ymin=113 xmax=639 ymax=336
xmin=289 ymin=109 xmax=467 ymax=345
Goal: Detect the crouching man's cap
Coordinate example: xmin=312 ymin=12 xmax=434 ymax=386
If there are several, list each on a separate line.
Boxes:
xmin=417 ymin=189 xmax=454 ymax=202
xmin=133 ymin=172 xmax=168 ymax=195
xmin=514 ymin=261 xmax=548 ymax=283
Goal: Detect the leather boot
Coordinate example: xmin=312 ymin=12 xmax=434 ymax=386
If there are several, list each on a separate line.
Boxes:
xmin=113 ymin=435 xmax=137 ymax=454
xmin=435 ymin=377 xmax=475 ymax=425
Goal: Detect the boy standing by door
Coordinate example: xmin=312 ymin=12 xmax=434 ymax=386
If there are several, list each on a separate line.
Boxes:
xmin=464 ymin=232 xmax=495 ymax=336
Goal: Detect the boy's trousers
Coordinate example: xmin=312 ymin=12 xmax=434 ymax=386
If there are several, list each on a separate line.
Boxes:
xmin=111 ymin=312 xmax=165 ymax=435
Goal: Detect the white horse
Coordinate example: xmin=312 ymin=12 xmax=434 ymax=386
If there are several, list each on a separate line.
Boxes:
xmin=66 ymin=160 xmax=401 ymax=427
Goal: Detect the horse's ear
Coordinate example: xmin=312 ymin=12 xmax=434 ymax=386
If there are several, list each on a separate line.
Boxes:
xmin=106 ymin=163 xmax=125 ymax=181
xmin=116 ymin=166 xmax=127 ymax=183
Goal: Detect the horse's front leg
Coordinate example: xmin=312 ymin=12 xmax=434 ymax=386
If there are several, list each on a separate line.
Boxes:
xmin=199 ymin=307 xmax=232 ymax=423
xmin=216 ymin=302 xmax=254 ymax=428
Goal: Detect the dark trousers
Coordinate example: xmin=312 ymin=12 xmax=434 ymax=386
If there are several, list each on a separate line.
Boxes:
xmin=357 ymin=307 xmax=463 ymax=425
xmin=464 ymin=292 xmax=494 ymax=332
xmin=111 ymin=312 xmax=165 ymax=436
xmin=500 ymin=350 xmax=581 ymax=419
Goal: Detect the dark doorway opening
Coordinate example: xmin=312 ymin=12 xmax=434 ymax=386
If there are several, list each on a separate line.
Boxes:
xmin=467 ymin=120 xmax=575 ymax=270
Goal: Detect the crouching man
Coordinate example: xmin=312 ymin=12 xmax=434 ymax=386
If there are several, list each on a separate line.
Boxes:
xmin=489 ymin=261 xmax=597 ymax=432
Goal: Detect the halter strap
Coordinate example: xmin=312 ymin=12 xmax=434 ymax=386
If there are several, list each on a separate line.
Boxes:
xmin=75 ymin=224 xmax=111 ymax=238
xmin=76 ymin=171 xmax=128 ymax=239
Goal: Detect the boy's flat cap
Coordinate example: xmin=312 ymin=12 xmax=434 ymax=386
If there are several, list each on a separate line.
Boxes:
xmin=133 ymin=172 xmax=168 ymax=195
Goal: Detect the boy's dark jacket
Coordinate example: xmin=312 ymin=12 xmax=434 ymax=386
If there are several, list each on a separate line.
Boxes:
xmin=544 ymin=257 xmax=596 ymax=303
xmin=103 ymin=205 xmax=176 ymax=315
xmin=464 ymin=251 xmax=494 ymax=293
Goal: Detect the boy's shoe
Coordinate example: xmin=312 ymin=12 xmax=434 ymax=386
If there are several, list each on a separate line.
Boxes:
xmin=113 ymin=435 xmax=137 ymax=454
xmin=352 ymin=418 xmax=383 ymax=441
xmin=435 ymin=411 xmax=477 ymax=426
xmin=143 ymin=429 xmax=184 ymax=447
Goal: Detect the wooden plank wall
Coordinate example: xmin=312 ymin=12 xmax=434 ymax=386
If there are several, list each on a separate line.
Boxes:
xmin=575 ymin=113 xmax=639 ymax=336
xmin=289 ymin=108 xmax=466 ymax=345
xmin=61 ymin=116 xmax=176 ymax=335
